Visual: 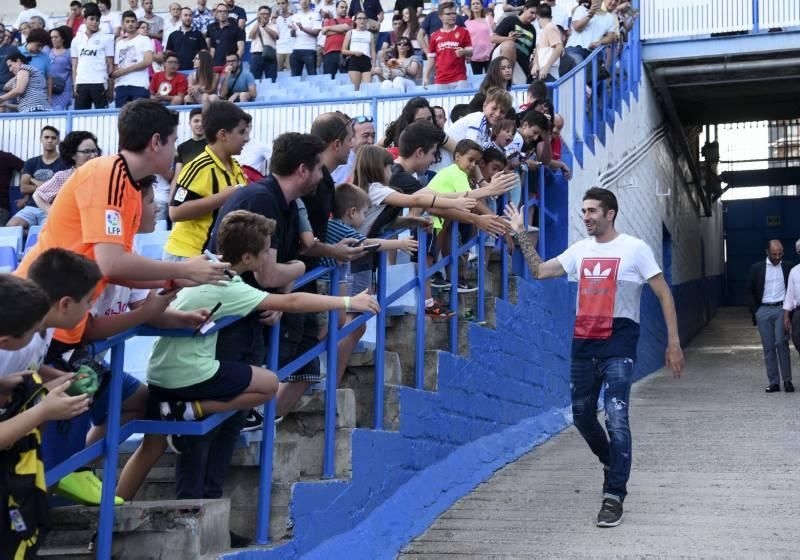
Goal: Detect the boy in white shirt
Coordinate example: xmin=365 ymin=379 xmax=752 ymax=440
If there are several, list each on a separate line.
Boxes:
xmin=289 ymin=0 xmax=322 ymax=76
xmin=111 ymin=10 xmax=154 ymax=108
xmin=71 ymin=3 xmax=115 ymax=110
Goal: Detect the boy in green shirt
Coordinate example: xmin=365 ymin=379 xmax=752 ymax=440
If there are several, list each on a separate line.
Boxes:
xmin=426 ymin=139 xmax=508 ymax=299
xmin=147 ymin=209 xmax=380 ymax=453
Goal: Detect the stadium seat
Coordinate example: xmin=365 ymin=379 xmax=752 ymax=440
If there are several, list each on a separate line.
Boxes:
xmin=139 ymin=244 xmax=164 ymax=261
xmin=23 ymin=230 xmax=39 ymax=254
xmin=0 ymin=226 xmax=23 ymax=255
xmin=0 ymin=246 xmax=17 ymax=272
xmin=134 ymin=229 xmax=169 ymax=254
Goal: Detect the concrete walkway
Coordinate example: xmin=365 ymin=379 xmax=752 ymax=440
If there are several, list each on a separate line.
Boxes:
xmin=399 ymin=308 xmax=800 ymax=559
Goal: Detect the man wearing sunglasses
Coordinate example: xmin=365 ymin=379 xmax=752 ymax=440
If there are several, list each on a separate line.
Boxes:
xmin=331 ymin=115 xmax=376 ymax=184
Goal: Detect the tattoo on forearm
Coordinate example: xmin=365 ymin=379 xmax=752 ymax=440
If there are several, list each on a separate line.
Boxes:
xmin=518 ymin=230 xmax=542 ymax=278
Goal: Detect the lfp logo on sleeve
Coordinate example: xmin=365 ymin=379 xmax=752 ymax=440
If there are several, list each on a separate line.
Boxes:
xmin=105 ymin=209 xmax=123 ymax=236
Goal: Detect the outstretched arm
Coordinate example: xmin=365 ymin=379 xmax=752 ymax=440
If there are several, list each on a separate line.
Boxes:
xmin=504 ymin=202 xmax=566 ymax=279
xmin=648 ymin=273 xmax=684 ymax=378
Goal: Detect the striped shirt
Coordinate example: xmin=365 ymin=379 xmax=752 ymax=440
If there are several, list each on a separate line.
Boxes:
xmin=322 ymin=218 xmax=365 ymax=269
xmin=165 ymin=145 xmax=248 ymax=258
xmin=15 ymin=64 xmax=50 ymax=113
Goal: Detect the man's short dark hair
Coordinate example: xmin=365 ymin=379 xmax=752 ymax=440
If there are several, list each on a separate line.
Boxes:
xmin=482 ymin=146 xmax=507 ymax=167
xmin=521 ymin=109 xmax=552 ymax=132
xmin=28 ymin=249 xmax=102 ymax=304
xmin=118 ymin=99 xmax=179 ymax=152
xmin=203 ymin=100 xmax=252 ymax=143
xmin=83 ymin=3 xmax=101 ymax=18
xmin=524 ymin=0 xmax=540 ymax=10
xmin=189 ymin=107 xmax=203 ymax=120
xmin=70 ymin=0 xmax=82 ymax=7
xmin=398 ymin=121 xmax=445 ymax=158
xmin=0 ymin=275 xmax=51 ymax=338
xmin=25 ymin=28 xmax=50 ymax=47
xmin=310 ymin=112 xmax=350 ymax=146
xmin=527 ymin=80 xmax=547 ymax=101
xmin=333 ymin=182 xmax=369 ymax=219
xmin=163 ymin=50 xmax=179 ymax=62
xmin=536 ymin=3 xmax=551 ymax=18
xmin=20 ymin=0 xmax=37 ymax=9
xmin=269 ymin=132 xmax=326 ymax=176
xmin=41 ymin=125 xmax=59 ymax=138
xmin=121 ymin=9 xmax=137 ymax=21
xmin=449 ymin=104 xmax=472 ymax=124
xmin=217 ymin=210 xmax=276 ymax=266
xmin=583 ymin=187 xmax=619 ymax=222
xmin=96 ymin=0 xmax=111 ymax=8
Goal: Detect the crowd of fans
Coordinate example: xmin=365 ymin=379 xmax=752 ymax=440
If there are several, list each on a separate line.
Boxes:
xmin=0 ymin=0 xmax=637 ymax=108
xmin=0 ymin=0 xmax=641 ymax=555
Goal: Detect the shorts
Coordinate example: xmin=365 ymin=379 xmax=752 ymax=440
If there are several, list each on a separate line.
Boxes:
xmin=278 ymin=311 xmax=321 ymax=383
xmin=336 ymin=263 xmax=372 ymax=296
xmin=346 ymin=55 xmax=372 ymax=73
xmin=145 ymin=360 xmax=253 ymax=419
xmin=90 ymin=372 xmax=142 ymax=425
xmin=11 ymin=205 xmax=46 ymax=226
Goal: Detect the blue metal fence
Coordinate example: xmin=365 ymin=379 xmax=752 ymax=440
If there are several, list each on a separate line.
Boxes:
xmin=38 ymin=18 xmax=644 ymax=557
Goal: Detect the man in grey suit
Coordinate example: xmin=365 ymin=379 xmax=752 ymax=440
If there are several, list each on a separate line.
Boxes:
xmin=746 ymin=239 xmax=794 ymax=393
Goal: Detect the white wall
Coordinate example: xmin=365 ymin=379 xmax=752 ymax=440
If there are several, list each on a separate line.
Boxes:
xmin=565 ymin=78 xmax=725 ymax=285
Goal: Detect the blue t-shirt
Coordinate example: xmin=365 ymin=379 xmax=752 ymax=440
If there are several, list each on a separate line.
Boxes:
xmin=20 ymin=48 xmax=50 ymax=79
xmin=0 ymin=45 xmax=15 ymax=86
xmin=225 ymin=69 xmax=255 ymax=93
xmin=22 ymin=155 xmax=68 ymax=207
xmin=322 ymin=218 xmax=366 ymax=269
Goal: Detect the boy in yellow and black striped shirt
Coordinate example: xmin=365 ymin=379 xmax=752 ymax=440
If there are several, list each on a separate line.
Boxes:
xmin=164 ymin=101 xmax=252 ymax=260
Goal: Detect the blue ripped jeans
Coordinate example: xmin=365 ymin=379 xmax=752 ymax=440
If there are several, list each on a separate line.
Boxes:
xmin=570 ymin=356 xmax=634 ymax=503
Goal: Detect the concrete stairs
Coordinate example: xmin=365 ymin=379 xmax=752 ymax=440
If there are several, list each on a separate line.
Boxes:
xmin=37 ymin=247 xmax=521 ymax=558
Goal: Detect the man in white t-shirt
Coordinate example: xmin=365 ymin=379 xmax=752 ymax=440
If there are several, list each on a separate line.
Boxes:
xmin=14 ymin=1 xmax=51 ymax=31
xmin=561 ymin=0 xmax=618 ymax=75
xmin=162 ymin=2 xmax=183 ymax=45
xmin=531 ymin=4 xmax=563 ymax=81
xmin=71 ymin=3 xmax=115 ymax=110
xmin=289 ymin=0 xmax=321 ymax=76
xmin=273 ymin=0 xmax=295 ymax=72
xmin=111 ymin=10 xmax=154 ymax=108
xmin=126 ymin=0 xmax=146 ymax=20
xmin=94 ymin=0 xmax=122 ymax=36
xmin=506 ymin=187 xmax=684 ymax=529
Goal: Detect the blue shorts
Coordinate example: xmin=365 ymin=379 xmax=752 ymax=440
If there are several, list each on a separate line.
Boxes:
xmin=12 ymin=205 xmax=46 ymax=226
xmin=90 ymin=372 xmax=142 ymax=426
xmin=145 ymin=361 xmax=254 ymax=419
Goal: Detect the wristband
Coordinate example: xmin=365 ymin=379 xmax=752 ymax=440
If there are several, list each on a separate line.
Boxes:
xmin=343 ymin=296 xmax=351 ymax=311
xmin=431 ymin=195 xmax=437 ymax=208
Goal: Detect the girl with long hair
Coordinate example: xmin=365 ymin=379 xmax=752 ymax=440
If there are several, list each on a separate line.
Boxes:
xmin=341 ymin=11 xmax=376 ymax=91
xmin=380 ymin=96 xmax=436 ymax=150
xmin=185 ymin=50 xmax=219 ymax=104
xmin=465 ymin=0 xmax=494 ymax=74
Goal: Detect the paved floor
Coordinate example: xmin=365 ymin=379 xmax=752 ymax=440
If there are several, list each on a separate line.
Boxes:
xmin=399 ymin=307 xmax=800 ymax=559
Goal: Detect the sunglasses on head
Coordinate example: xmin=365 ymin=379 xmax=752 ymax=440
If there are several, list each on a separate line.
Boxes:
xmin=351 ymin=115 xmax=374 ymax=125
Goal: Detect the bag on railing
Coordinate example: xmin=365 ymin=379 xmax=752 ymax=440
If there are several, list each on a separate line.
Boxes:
xmin=0 ymin=374 xmax=50 ymax=560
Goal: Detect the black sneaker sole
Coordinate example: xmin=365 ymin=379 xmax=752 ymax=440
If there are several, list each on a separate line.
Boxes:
xmin=596 ymin=513 xmax=623 ymax=527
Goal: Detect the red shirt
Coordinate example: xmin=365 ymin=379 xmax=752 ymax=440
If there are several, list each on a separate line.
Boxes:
xmin=69 ymin=16 xmax=84 ymax=36
xmin=551 ymin=135 xmax=562 ymax=160
xmin=149 ymin=71 xmax=189 ymax=96
xmin=429 ymin=27 xmax=471 ymax=85
xmin=323 ymin=17 xmax=352 ymax=54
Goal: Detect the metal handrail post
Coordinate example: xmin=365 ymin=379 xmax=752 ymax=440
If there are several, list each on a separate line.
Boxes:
xmin=322 ymin=265 xmax=340 ymax=478
xmin=538 ymin=166 xmax=546 ymax=260
xmin=477 ymin=229 xmax=485 ymax=323
xmin=374 ymin=250 xmax=388 ymax=429
xmin=415 ymin=226 xmax=427 ymax=389
xmin=448 ymin=219 xmax=458 ymax=354
xmin=255 ymin=324 xmax=281 ymax=544
xmin=96 ymin=340 xmax=126 ymax=559
xmin=500 ymin=192 xmax=509 ymax=301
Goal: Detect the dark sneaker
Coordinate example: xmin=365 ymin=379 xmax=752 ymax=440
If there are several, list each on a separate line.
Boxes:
xmin=596 ymin=498 xmax=623 ymax=527
xmin=241 ymin=408 xmax=264 ymax=432
xmin=430 ymin=273 xmax=451 ymax=289
xmin=785 ymin=381 xmax=795 ymax=393
xmin=457 ymin=281 xmax=478 ymax=293
xmin=425 ymin=300 xmax=454 ymax=319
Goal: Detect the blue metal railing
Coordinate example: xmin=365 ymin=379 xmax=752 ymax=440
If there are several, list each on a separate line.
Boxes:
xmin=40 ymin=20 xmax=644 ymax=557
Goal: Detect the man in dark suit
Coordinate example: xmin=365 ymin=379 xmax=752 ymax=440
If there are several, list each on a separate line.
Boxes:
xmin=746 ymin=239 xmax=794 ymax=393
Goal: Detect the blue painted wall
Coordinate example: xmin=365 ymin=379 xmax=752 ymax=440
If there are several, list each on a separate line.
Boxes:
xmin=724 ymin=196 xmax=800 ymax=306
xmin=225 ymin=268 xmax=720 ymax=560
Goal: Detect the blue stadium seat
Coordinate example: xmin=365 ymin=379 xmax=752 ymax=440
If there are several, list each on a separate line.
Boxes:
xmin=139 ymin=244 xmax=164 ymax=260
xmin=134 ymin=229 xmax=169 ymax=254
xmin=0 ymin=246 xmax=17 ymax=272
xmin=23 ymin=230 xmax=39 ymax=254
xmin=0 ymin=226 xmax=23 ymax=255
